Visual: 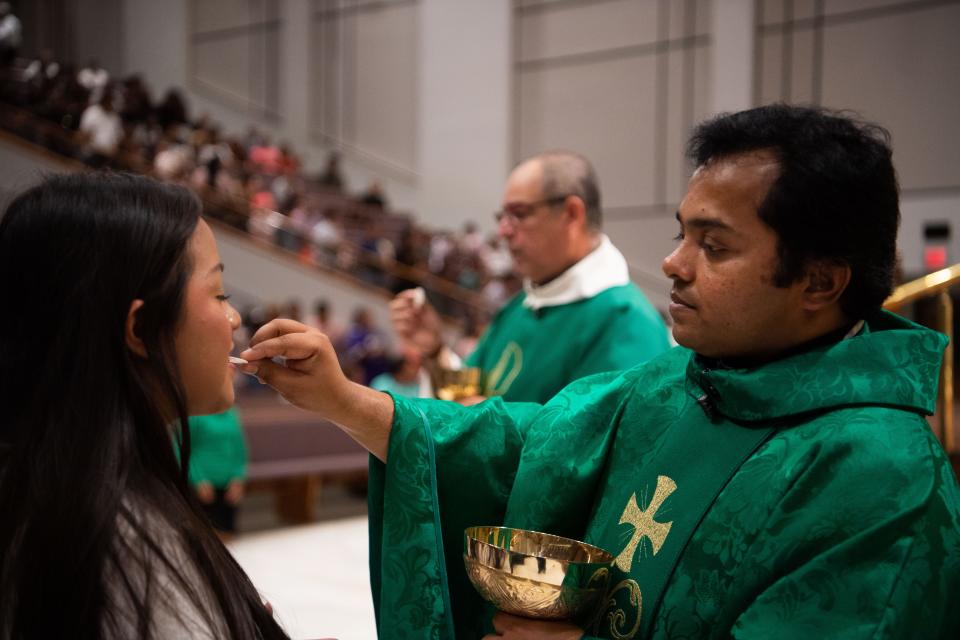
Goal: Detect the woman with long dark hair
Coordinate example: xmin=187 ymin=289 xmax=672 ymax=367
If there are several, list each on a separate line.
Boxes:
xmin=0 ymin=172 xmax=289 ymax=639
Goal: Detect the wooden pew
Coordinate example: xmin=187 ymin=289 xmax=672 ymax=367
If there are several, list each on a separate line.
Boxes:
xmin=238 ymin=392 xmax=369 ymax=524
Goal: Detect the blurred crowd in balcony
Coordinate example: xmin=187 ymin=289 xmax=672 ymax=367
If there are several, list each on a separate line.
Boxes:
xmin=0 ymin=49 xmax=520 ymax=328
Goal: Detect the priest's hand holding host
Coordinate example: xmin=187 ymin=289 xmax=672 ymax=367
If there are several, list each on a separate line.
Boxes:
xmin=238 ymin=319 xmax=395 ymax=462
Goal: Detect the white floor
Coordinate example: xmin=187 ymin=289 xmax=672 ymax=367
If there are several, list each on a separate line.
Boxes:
xmin=229 ymin=516 xmax=378 ymax=640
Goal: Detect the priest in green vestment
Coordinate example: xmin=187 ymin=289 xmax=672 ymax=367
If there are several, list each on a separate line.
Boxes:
xmin=242 ymin=105 xmax=960 ymax=639
xmin=389 ymin=150 xmax=670 ymax=404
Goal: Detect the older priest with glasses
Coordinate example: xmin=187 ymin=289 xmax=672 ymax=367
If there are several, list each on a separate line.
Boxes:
xmin=389 ymin=150 xmax=671 ymax=404
xmin=242 ymin=105 xmax=960 ymax=640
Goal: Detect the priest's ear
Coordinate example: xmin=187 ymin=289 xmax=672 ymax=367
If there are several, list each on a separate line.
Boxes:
xmin=561 ymin=194 xmax=588 ymax=229
xmin=125 ymin=299 xmax=148 ymax=358
xmin=801 ymin=260 xmax=851 ymax=311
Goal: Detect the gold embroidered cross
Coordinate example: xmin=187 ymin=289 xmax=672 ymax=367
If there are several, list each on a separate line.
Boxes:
xmin=614 ymin=475 xmax=676 ymax=572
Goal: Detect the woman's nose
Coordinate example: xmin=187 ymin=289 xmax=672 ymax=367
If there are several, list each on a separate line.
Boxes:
xmin=227 ymin=304 xmax=241 ymax=329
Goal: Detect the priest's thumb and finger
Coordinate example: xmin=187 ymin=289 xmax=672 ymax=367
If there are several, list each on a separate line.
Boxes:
xmin=239 ymin=318 xmax=394 ymax=462
xmin=239 ymin=319 xmax=348 ymax=414
xmin=482 ymin=612 xmax=585 ymax=640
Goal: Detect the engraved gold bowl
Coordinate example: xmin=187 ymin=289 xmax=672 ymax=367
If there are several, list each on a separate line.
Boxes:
xmin=434 ymin=367 xmax=483 ymax=401
xmin=463 ymin=526 xmax=614 ymax=623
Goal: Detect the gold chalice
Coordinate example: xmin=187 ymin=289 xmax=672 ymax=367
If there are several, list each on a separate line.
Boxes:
xmin=463 ymin=526 xmax=614 ymax=625
xmin=434 ymin=367 xmax=483 ymax=401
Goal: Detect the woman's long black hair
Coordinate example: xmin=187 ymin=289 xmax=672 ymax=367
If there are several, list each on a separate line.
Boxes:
xmin=0 ymin=173 xmax=288 ymax=639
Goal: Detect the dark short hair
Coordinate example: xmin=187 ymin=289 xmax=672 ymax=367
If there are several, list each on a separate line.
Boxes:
xmin=536 ymin=150 xmax=602 ymax=231
xmin=687 ymin=104 xmax=899 ymax=318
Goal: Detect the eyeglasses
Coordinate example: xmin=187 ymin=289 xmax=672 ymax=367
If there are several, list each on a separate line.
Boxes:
xmin=493 ymin=195 xmax=570 ymax=225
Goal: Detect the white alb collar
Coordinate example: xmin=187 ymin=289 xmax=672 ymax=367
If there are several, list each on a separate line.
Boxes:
xmin=522 ymin=235 xmax=630 ymax=310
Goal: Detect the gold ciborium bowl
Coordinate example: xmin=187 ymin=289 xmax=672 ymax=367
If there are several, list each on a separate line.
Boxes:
xmin=463 ymin=526 xmax=614 ymax=624
xmin=434 ymin=367 xmax=483 ymax=401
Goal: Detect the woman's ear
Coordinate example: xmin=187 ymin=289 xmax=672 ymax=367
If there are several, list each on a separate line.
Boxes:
xmin=125 ymin=299 xmax=148 ymax=358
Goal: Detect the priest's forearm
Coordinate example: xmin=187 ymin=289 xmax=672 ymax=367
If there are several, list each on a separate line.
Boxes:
xmin=325 ymin=381 xmax=394 ymax=462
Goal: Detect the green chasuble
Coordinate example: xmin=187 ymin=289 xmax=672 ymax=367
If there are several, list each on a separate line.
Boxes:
xmin=465 ymin=284 xmax=670 ymax=403
xmin=368 ymin=310 xmax=960 ymax=639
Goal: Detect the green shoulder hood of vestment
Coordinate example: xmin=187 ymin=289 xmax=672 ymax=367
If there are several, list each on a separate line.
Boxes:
xmin=684 ymin=309 xmax=947 ymax=423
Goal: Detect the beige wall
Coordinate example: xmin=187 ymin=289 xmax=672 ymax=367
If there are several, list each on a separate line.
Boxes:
xmin=121 ymin=0 xmax=422 ymax=214
xmin=516 ymin=0 xmax=960 ymax=298
xmin=513 ymin=0 xmax=715 ymax=306
xmin=418 ymin=0 xmax=511 ymax=236
xmin=756 ymin=0 xmax=960 ymax=276
xmin=309 ymin=1 xmax=420 ymax=180
xmin=76 ymin=0 xmax=960 ymax=306
xmin=117 ymin=0 xmax=512 ymax=232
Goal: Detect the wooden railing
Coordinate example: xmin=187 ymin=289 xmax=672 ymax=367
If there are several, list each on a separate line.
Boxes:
xmin=884 ymin=265 xmax=960 ymax=454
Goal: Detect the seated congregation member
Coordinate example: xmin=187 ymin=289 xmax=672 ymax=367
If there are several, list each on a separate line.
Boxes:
xmin=242 ymin=105 xmax=960 ymax=639
xmin=0 ymin=173 xmax=288 ymax=639
xmin=390 ymin=150 xmax=670 ymax=404
xmin=370 ymin=346 xmax=429 ymax=399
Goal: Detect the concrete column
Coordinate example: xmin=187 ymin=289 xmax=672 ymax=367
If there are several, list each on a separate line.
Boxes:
xmin=418 ymin=0 xmax=511 ymax=233
xmin=122 ymin=0 xmax=188 ymax=94
xmin=280 ymin=0 xmax=310 ymax=138
xmin=74 ymin=0 xmax=124 ymax=73
xmin=711 ymin=0 xmax=755 ymax=114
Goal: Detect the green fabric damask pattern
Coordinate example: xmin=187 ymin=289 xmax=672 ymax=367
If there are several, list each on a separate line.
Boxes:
xmin=654 ymin=406 xmax=960 ymax=639
xmin=369 ymin=397 xmax=544 ymax=638
xmin=465 ymin=284 xmax=669 ymax=403
xmin=691 ymin=317 xmax=945 ymax=422
xmin=368 ymin=311 xmax=960 ymax=639
xmin=368 ymin=405 xmax=451 ymax=640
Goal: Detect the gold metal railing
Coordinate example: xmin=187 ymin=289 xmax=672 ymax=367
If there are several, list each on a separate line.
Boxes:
xmin=884 ymin=264 xmax=960 ymax=454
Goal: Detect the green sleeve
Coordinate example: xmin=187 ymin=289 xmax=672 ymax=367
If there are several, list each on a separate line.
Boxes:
xmin=570 ymin=299 xmax=669 ymax=381
xmin=728 ymin=429 xmax=960 ymax=639
xmin=367 ymin=394 xmax=542 ymax=640
xmin=368 ymin=369 xmax=640 ymax=639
